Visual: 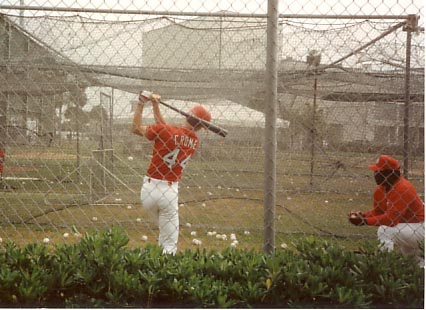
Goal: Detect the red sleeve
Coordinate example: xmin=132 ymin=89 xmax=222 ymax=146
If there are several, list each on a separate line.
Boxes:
xmin=363 ymin=186 xmax=387 ymax=218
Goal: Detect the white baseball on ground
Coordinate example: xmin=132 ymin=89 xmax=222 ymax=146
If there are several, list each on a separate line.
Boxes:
xmin=192 ymin=239 xmax=202 ymax=245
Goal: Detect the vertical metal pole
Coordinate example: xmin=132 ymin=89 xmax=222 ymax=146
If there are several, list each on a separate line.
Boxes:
xmin=403 ymin=17 xmax=414 ymax=179
xmin=19 ymin=0 xmax=24 ymax=27
xmin=264 ymin=0 xmax=278 ymax=254
xmin=100 ymin=98 xmax=104 ymax=150
xmin=110 ymin=89 xmax=114 ymax=148
xmin=310 ymin=71 xmax=317 ymax=188
xmin=58 ymin=97 xmax=63 ymax=146
xmin=76 ymin=110 xmax=81 ymax=182
xmin=24 ymin=96 xmax=28 ymax=142
xmin=110 ymin=88 xmax=115 ymax=191
xmin=5 ymin=22 xmax=11 ymax=144
xmin=219 ymin=16 xmax=222 ymax=70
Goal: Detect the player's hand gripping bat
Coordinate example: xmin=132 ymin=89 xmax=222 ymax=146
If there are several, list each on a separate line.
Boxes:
xmin=140 ymin=91 xmax=228 ymax=138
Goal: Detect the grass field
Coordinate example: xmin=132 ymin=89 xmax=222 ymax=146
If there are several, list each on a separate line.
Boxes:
xmin=0 ymin=144 xmax=423 ymax=253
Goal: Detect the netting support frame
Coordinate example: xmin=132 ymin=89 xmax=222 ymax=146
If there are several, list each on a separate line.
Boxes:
xmin=264 ymin=0 xmax=279 ymax=254
xmin=0 ymin=4 xmax=416 ymax=20
xmin=402 ymin=15 xmax=417 ymax=179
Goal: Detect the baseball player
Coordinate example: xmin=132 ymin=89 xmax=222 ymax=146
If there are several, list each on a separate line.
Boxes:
xmin=131 ymin=91 xmax=211 ymax=255
xmin=348 ymin=155 xmax=425 ymax=266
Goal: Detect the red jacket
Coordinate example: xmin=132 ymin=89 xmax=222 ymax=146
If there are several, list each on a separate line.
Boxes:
xmin=364 ymin=178 xmax=424 ymax=226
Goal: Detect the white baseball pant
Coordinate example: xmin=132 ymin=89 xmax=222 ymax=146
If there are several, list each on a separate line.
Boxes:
xmin=377 ymin=223 xmax=425 ymax=266
xmin=140 ymin=176 xmax=179 ymax=255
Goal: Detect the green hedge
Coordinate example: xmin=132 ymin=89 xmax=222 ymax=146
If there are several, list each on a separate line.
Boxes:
xmin=0 ymin=228 xmax=423 ymax=308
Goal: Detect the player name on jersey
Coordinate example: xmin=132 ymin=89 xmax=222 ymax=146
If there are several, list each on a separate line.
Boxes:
xmin=174 ymin=134 xmax=198 ymax=150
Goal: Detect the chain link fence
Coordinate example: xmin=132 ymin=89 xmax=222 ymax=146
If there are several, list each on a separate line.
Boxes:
xmin=0 ymin=1 xmax=424 ymax=253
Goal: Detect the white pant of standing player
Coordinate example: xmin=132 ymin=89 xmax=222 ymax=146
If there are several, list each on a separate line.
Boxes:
xmin=377 ymin=223 xmax=425 ymax=267
xmin=140 ymin=176 xmax=179 ymax=255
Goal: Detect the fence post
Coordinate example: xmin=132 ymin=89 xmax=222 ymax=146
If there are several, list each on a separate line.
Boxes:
xmin=402 ymin=15 xmax=416 ymax=179
xmin=264 ymin=0 xmax=279 ymax=254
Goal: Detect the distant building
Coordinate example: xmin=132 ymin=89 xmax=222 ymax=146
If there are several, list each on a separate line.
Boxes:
xmin=143 ymin=13 xmax=283 ymax=70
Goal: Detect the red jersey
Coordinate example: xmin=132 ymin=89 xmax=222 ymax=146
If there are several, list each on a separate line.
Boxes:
xmin=364 ymin=178 xmax=424 ymax=226
xmin=145 ymin=123 xmax=198 ymax=182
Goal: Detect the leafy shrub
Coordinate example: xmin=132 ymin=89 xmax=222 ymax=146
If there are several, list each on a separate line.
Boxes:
xmin=0 ymin=228 xmax=423 ymax=308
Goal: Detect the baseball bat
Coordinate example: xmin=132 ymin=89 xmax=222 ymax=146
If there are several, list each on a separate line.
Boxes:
xmin=140 ymin=91 xmax=228 ymax=137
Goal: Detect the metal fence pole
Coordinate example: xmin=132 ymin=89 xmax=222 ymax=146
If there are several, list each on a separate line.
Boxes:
xmin=264 ymin=0 xmax=279 ymax=254
xmin=403 ymin=15 xmax=415 ymax=179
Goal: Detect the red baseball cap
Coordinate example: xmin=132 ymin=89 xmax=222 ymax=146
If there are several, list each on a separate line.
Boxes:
xmin=368 ymin=155 xmax=400 ymax=171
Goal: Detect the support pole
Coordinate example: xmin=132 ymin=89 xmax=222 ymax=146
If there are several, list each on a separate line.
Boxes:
xmin=310 ymin=73 xmax=317 ymax=188
xmin=402 ymin=15 xmax=417 ymax=179
xmin=264 ymin=0 xmax=279 ymax=254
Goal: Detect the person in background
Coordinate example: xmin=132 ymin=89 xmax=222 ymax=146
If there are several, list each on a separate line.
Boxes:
xmin=348 ymin=155 xmax=424 ymax=266
xmin=131 ymin=91 xmax=211 ymax=255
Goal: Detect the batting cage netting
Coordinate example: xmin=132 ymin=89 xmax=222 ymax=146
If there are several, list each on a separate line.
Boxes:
xmin=0 ymin=0 xmax=424 ymax=253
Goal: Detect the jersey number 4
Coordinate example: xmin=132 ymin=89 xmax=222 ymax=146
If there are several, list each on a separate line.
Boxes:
xmin=163 ymin=149 xmax=191 ymax=170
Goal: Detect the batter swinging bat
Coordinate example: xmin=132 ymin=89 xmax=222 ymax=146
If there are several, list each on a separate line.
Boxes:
xmin=140 ymin=91 xmax=228 ymax=138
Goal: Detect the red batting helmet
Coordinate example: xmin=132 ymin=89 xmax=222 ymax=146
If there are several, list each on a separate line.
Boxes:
xmin=187 ymin=105 xmax=211 ymax=128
